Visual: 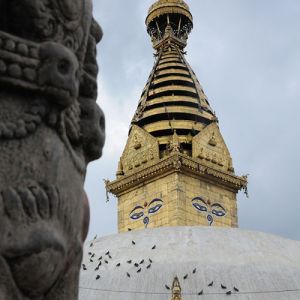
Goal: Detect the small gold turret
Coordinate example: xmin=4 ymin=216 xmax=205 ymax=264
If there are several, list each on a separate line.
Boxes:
xmin=171 ymin=277 xmax=182 ymax=300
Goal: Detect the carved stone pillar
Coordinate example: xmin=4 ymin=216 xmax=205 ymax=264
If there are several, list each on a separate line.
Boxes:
xmin=0 ymin=0 xmax=105 ymax=299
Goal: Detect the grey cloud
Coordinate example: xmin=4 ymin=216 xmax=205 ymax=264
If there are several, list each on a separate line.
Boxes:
xmin=86 ymin=0 xmax=300 ymax=241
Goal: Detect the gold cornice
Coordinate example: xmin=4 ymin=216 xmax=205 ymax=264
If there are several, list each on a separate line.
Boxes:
xmin=106 ymin=153 xmax=247 ymax=197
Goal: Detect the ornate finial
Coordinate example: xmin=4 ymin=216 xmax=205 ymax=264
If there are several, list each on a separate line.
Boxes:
xmin=169 ymin=130 xmax=181 ymax=153
xmin=146 ymin=0 xmax=193 ymax=49
xmin=171 ymin=277 xmax=182 ymax=300
xmin=208 ymin=132 xmax=217 ymax=146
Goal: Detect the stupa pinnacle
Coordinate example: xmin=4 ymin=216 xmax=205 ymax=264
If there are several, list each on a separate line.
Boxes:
xmin=107 ymin=0 xmax=247 ymax=232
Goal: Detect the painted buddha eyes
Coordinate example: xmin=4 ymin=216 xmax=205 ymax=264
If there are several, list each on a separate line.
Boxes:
xmin=148 ymin=203 xmax=163 ymax=214
xmin=130 ymin=199 xmax=163 ymax=227
xmin=192 ymin=197 xmax=226 ymax=226
xmin=192 ymin=202 xmax=207 ymax=212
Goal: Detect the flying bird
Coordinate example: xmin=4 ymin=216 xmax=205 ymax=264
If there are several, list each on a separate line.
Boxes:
xmin=98 ymin=256 xmax=102 ymax=261
xmin=165 ymin=285 xmax=170 ymax=290
xmin=198 ymin=290 xmax=203 ymax=295
xmin=226 ymin=291 xmax=232 ymax=295
xmin=96 ymin=275 xmax=100 ymax=280
xmin=104 ymin=260 xmax=108 ymax=264
xmin=116 ymin=263 xmax=121 ymax=267
xmin=91 ymin=254 xmax=95 ymax=258
xmin=152 ymin=245 xmax=156 ymax=250
xmin=234 ymin=287 xmax=239 ymax=292
xmin=134 ymin=263 xmax=139 ymax=267
xmin=221 ymin=284 xmax=227 ymax=289
xmin=149 ymin=258 xmax=153 ymax=263
xmin=95 ymin=267 xmax=99 ymax=271
xmin=128 ymin=228 xmax=132 ymax=231
xmin=146 ymin=264 xmax=151 ymax=269
xmin=193 ymin=268 xmax=197 ymax=274
xmin=90 ymin=243 xmax=93 ymax=247
xmin=208 ymin=281 xmax=213 ymax=287
xmin=132 ymin=241 xmax=136 ymax=245
xmin=137 ymin=268 xmax=141 ymax=273
xmin=108 ymin=255 xmax=112 ymax=259
xmin=183 ymin=274 xmax=188 ymax=280
xmin=127 ymin=272 xmax=131 ymax=278
xmin=89 ymin=259 xmax=93 ymax=263
xmin=82 ymin=264 xmax=87 ymax=271
xmin=105 ymin=251 xmax=110 ymax=256
xmin=140 ymin=259 xmax=144 ymax=264
xmin=127 ymin=260 xmax=132 ymax=264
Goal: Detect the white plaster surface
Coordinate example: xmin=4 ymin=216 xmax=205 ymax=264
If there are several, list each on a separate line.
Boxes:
xmin=79 ymin=227 xmax=300 ymax=299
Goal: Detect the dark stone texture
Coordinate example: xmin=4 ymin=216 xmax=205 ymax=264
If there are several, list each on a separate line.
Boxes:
xmin=0 ymin=0 xmax=105 ymax=299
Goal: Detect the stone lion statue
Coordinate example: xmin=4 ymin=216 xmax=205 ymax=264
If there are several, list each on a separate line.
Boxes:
xmin=0 ymin=0 xmax=105 ymax=299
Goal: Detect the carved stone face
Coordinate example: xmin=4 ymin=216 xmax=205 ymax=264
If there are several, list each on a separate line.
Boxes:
xmin=0 ymin=0 xmax=103 ymax=299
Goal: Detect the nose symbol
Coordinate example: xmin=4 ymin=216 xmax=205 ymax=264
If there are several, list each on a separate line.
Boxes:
xmin=207 ymin=214 xmax=213 ymax=226
xmin=143 ymin=217 xmax=149 ymax=228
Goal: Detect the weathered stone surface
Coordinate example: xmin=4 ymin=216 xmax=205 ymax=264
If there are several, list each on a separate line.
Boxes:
xmin=0 ymin=0 xmax=105 ymax=299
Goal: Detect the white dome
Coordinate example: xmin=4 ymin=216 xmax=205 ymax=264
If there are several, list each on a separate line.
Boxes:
xmin=79 ymin=227 xmax=300 ymax=299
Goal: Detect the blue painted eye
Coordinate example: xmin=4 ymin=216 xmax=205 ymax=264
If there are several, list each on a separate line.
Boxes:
xmin=130 ymin=212 xmax=144 ymax=220
xmin=148 ymin=204 xmax=162 ymax=214
xmin=212 ymin=210 xmax=226 ymax=217
xmin=193 ymin=203 xmax=207 ymax=212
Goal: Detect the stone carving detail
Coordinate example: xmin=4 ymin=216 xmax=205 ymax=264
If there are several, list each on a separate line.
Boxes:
xmin=121 ymin=125 xmax=159 ymax=174
xmin=193 ymin=123 xmax=233 ymax=173
xmin=0 ymin=0 xmax=105 ymax=299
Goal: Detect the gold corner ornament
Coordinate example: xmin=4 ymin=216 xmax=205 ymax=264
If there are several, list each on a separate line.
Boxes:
xmin=171 ymin=276 xmax=182 ymax=300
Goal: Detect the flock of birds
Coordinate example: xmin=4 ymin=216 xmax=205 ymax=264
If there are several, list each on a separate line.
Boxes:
xmin=81 ymin=235 xmax=240 ymax=296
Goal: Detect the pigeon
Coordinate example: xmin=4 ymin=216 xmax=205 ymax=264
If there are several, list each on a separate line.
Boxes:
xmin=137 ymin=268 xmax=141 ymax=273
xmin=108 ymin=255 xmax=112 ymax=259
xmin=98 ymin=256 xmax=102 ymax=261
xmin=165 ymin=285 xmax=170 ymax=290
xmin=221 ymin=284 xmax=227 ymax=290
xmin=208 ymin=281 xmax=213 ymax=287
xmin=127 ymin=272 xmax=131 ymax=278
xmin=95 ymin=267 xmax=99 ymax=271
xmin=193 ymin=268 xmax=197 ymax=274
xmin=89 ymin=259 xmax=93 ymax=263
xmin=96 ymin=275 xmax=100 ymax=280
xmin=132 ymin=241 xmax=136 ymax=245
xmin=140 ymin=259 xmax=144 ymax=264
xmin=116 ymin=263 xmax=121 ymax=267
xmin=134 ymin=263 xmax=139 ymax=267
xmin=98 ymin=261 xmax=102 ymax=266
xmin=198 ymin=290 xmax=203 ymax=295
xmin=226 ymin=291 xmax=232 ymax=295
xmin=183 ymin=274 xmax=188 ymax=280
xmin=127 ymin=260 xmax=132 ymax=264
xmin=105 ymin=251 xmax=110 ymax=256
xmin=91 ymin=254 xmax=95 ymax=258
xmin=146 ymin=264 xmax=151 ymax=269
xmin=152 ymin=245 xmax=156 ymax=250
xmin=104 ymin=260 xmax=108 ymax=264
xmin=149 ymin=258 xmax=153 ymax=263
xmin=234 ymin=287 xmax=239 ymax=292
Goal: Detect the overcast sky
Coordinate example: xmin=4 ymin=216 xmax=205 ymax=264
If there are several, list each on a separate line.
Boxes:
xmin=84 ymin=0 xmax=300 ymax=241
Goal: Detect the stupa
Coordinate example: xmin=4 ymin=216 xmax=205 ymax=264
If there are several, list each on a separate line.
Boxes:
xmin=79 ymin=1 xmax=300 ymax=299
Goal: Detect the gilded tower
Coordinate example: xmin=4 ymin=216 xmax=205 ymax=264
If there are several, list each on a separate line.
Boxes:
xmin=106 ymin=0 xmax=247 ymax=233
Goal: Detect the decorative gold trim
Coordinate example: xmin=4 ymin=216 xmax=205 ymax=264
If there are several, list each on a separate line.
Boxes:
xmin=106 ymin=153 xmax=247 ymax=196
